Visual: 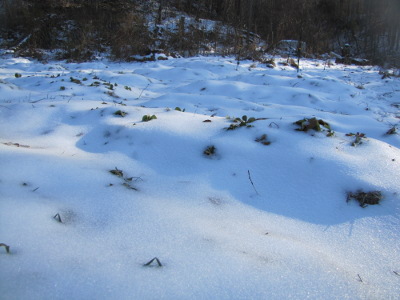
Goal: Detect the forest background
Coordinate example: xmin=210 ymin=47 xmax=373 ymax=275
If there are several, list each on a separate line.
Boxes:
xmin=0 ymin=0 xmax=399 ymax=66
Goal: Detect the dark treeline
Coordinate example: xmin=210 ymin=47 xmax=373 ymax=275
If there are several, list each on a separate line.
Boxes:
xmin=175 ymin=0 xmax=400 ymax=64
xmin=0 ymin=0 xmax=399 ymax=65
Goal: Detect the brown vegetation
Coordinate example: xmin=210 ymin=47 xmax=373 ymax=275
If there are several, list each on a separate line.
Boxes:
xmin=0 ymin=0 xmax=399 ymax=65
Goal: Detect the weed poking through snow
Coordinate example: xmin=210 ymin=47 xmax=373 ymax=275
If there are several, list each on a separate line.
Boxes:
xmin=225 ymin=115 xmax=259 ymax=130
xmin=109 ymin=167 xmax=139 ymax=191
xmin=294 ymin=117 xmax=332 ymax=135
xmin=143 ymin=257 xmax=163 ymax=267
xmin=114 ymin=110 xmax=128 ymax=117
xmin=346 ymin=132 xmax=366 ymax=146
xmin=53 ymin=213 xmax=63 ymax=223
xmin=109 ymin=167 xmax=124 ymax=177
xmin=346 ymin=190 xmax=383 ymax=207
xmin=142 ymin=114 xmax=157 ymax=122
xmin=0 ymin=243 xmax=10 ymax=254
xmin=204 ymin=145 xmax=216 ymax=157
xmin=255 ymin=134 xmax=271 ymax=145
xmin=386 ymin=127 xmax=397 ymax=135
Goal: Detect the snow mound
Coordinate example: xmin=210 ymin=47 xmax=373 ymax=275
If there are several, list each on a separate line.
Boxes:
xmin=1 ymin=56 xmax=400 ymax=299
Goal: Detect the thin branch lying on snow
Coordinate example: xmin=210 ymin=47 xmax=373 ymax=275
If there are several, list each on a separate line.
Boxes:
xmin=143 ymin=257 xmax=163 ymax=267
xmin=0 ymin=243 xmax=10 ymax=254
xmin=136 ymin=83 xmax=150 ymax=100
xmin=248 ymin=170 xmax=259 ymax=195
xmin=53 ymin=213 xmax=63 ymax=223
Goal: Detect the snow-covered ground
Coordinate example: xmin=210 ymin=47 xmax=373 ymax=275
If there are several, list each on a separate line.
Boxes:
xmin=0 ymin=55 xmax=399 ymax=299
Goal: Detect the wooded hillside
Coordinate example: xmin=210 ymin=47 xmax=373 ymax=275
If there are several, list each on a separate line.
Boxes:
xmin=1 ymin=0 xmax=399 ymax=65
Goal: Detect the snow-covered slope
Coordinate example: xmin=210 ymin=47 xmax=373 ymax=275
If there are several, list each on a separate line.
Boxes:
xmin=0 ymin=55 xmax=399 ymax=299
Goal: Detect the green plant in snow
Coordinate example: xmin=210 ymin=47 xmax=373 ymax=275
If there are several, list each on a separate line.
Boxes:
xmin=124 ymin=85 xmax=132 ymax=91
xmin=346 ymin=132 xmax=366 ymax=146
xmin=142 ymin=114 xmax=157 ymax=122
xmin=14 ymin=73 xmax=22 ymax=78
xmin=175 ymin=107 xmax=185 ymax=112
xmin=60 ymin=86 xmax=66 ymax=91
xmin=294 ymin=117 xmax=333 ymax=136
xmin=225 ymin=115 xmax=257 ymax=130
xmin=104 ymin=82 xmax=114 ymax=90
xmin=114 ymin=110 xmax=128 ymax=117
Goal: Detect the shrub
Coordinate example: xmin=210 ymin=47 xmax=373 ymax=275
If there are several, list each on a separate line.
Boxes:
xmin=142 ymin=114 xmax=157 ymax=122
xmin=294 ymin=117 xmax=330 ymax=132
xmin=346 ymin=190 xmax=382 ymax=207
xmin=225 ymin=115 xmax=257 ymax=130
xmin=114 ymin=110 xmax=128 ymax=117
xmin=203 ymin=145 xmax=216 ymax=157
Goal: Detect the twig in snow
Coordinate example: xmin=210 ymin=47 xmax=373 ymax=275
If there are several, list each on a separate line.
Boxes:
xmin=0 ymin=243 xmax=10 ymax=254
xmin=357 ymin=274 xmax=363 ymax=282
xmin=143 ymin=257 xmax=163 ymax=267
xmin=136 ymin=83 xmax=150 ymax=100
xmin=248 ymin=170 xmax=259 ymax=195
xmin=268 ymin=122 xmax=279 ymax=129
xmin=53 ymin=213 xmax=62 ymax=223
xmin=393 ymin=271 xmax=400 ymax=276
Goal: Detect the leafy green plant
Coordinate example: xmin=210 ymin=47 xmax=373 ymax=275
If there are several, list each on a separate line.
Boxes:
xmin=142 ymin=114 xmax=157 ymax=122
xmin=60 ymin=86 xmax=66 ymax=91
xmin=255 ymin=134 xmax=271 ymax=145
xmin=114 ymin=110 xmax=128 ymax=117
xmin=346 ymin=132 xmax=366 ymax=146
xmin=294 ymin=117 xmax=331 ymax=132
xmin=124 ymin=85 xmax=132 ymax=91
xmin=204 ymin=145 xmax=216 ymax=157
xmin=104 ymin=82 xmax=114 ymax=90
xmin=225 ymin=115 xmax=257 ymax=130
xmin=175 ymin=107 xmax=185 ymax=112
xmin=0 ymin=243 xmax=10 ymax=254
xmin=14 ymin=73 xmax=22 ymax=78
xmin=346 ymin=190 xmax=382 ymax=208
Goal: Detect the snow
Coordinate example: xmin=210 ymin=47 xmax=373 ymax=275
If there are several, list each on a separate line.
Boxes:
xmin=0 ymin=55 xmax=400 ymax=299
